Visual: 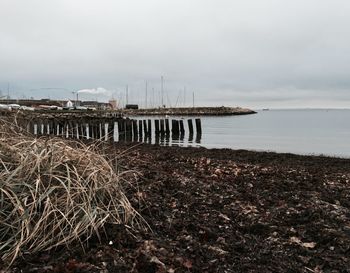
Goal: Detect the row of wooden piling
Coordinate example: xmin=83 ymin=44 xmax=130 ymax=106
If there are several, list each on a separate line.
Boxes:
xmin=23 ymin=117 xmax=202 ymax=143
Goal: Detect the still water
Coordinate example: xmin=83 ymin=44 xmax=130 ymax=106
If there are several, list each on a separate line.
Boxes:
xmin=134 ymin=109 xmax=350 ymax=158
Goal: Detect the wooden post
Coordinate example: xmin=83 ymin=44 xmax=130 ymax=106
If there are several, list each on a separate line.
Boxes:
xmin=29 ymin=120 xmax=35 ymax=134
xmin=29 ymin=120 xmax=34 ymax=135
xmin=132 ymin=119 xmax=138 ymax=141
xmin=88 ymin=122 xmax=93 ymax=139
xmin=102 ymin=120 xmax=105 ymax=140
xmin=94 ymin=121 xmax=99 ymax=140
xmin=160 ymin=119 xmax=165 ymax=134
xmin=68 ymin=121 xmax=73 ymax=138
xmin=70 ymin=122 xmax=74 ymax=138
xmin=155 ymin=120 xmax=160 ymax=135
xmin=195 ymin=118 xmax=202 ymax=134
xmin=188 ymin=133 xmax=194 ymax=142
xmin=60 ymin=121 xmax=64 ymax=137
xmin=123 ymin=119 xmax=128 ymax=140
xmin=172 ymin=119 xmax=179 ymax=135
xmin=69 ymin=122 xmax=73 ymax=138
xmin=46 ymin=122 xmax=49 ymax=135
xmin=34 ymin=120 xmax=39 ymax=135
xmin=50 ymin=120 xmax=55 ymax=135
xmin=47 ymin=121 xmax=50 ymax=135
xmin=165 ymin=119 xmax=170 ymax=134
xmin=147 ymin=119 xmax=152 ymax=136
xmin=187 ymin=119 xmax=194 ymax=135
xmin=99 ymin=120 xmax=103 ymax=140
xmin=38 ymin=120 xmax=43 ymax=135
xmin=155 ymin=132 xmax=160 ymax=144
xmin=195 ymin=133 xmax=202 ymax=143
xmin=143 ymin=120 xmax=147 ymax=136
xmin=97 ymin=121 xmax=101 ymax=140
xmin=48 ymin=120 xmax=53 ymax=135
xmin=82 ymin=122 xmax=87 ymax=139
xmin=171 ymin=120 xmax=175 ymax=135
xmin=138 ymin=120 xmax=143 ymax=140
xmin=65 ymin=121 xmax=69 ymax=138
xmin=107 ymin=121 xmax=114 ymax=141
xmin=126 ymin=119 xmax=132 ymax=141
xmin=117 ymin=120 xmax=121 ymax=140
xmin=179 ymin=120 xmax=185 ymax=135
xmin=42 ymin=121 xmax=47 ymax=135
xmin=120 ymin=120 xmax=126 ymax=141
xmin=74 ymin=121 xmax=78 ymax=138
xmin=76 ymin=122 xmax=81 ymax=139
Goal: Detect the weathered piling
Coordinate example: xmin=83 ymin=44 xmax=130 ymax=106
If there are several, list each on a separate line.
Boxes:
xmin=98 ymin=122 xmax=102 ymax=140
xmin=70 ymin=121 xmax=75 ymax=138
xmin=155 ymin=120 xmax=160 ymax=135
xmin=132 ymin=120 xmax=138 ymax=141
xmin=93 ymin=121 xmax=98 ymax=140
xmin=165 ymin=119 xmax=170 ymax=134
xmin=195 ymin=118 xmax=202 ymax=134
xmin=160 ymin=119 xmax=165 ymax=134
xmin=172 ymin=120 xmax=180 ymax=135
xmin=65 ymin=121 xmax=69 ymax=137
xmin=43 ymin=121 xmax=47 ymax=135
xmin=117 ymin=120 xmax=123 ymax=141
xmin=187 ymin=119 xmax=194 ymax=135
xmin=138 ymin=120 xmax=143 ymax=139
xmin=143 ymin=120 xmax=147 ymax=136
xmin=78 ymin=122 xmax=82 ymax=139
xmin=179 ymin=120 xmax=185 ymax=135
xmin=107 ymin=121 xmax=113 ymax=141
xmin=82 ymin=122 xmax=87 ymax=139
xmin=15 ymin=115 xmax=203 ymax=146
xmin=28 ymin=120 xmax=34 ymax=134
xmin=126 ymin=119 xmax=132 ymax=141
xmin=147 ymin=119 xmax=152 ymax=136
xmin=90 ymin=122 xmax=94 ymax=139
xmin=49 ymin=120 xmax=54 ymax=135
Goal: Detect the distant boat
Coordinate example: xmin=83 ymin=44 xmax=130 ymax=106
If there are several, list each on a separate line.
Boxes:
xmin=262 ymin=108 xmax=270 ymax=111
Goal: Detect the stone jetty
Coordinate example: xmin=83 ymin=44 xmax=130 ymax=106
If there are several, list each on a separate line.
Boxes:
xmin=123 ymin=106 xmax=256 ymax=116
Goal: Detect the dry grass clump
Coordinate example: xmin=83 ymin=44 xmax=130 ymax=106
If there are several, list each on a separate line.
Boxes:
xmin=0 ymin=118 xmax=141 ymax=265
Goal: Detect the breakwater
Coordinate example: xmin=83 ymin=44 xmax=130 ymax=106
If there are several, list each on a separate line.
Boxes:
xmin=123 ymin=106 xmax=256 ymax=116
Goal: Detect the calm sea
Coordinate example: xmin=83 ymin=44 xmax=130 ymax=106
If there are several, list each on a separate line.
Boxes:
xmin=134 ymin=109 xmax=350 ymax=158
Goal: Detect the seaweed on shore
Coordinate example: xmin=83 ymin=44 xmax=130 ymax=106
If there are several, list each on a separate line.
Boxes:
xmin=1 ymin=118 xmax=350 ymax=272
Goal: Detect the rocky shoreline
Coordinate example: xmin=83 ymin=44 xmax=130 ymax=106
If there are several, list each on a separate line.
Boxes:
xmin=5 ymin=143 xmax=350 ymax=272
xmin=122 ymin=106 xmax=257 ymax=116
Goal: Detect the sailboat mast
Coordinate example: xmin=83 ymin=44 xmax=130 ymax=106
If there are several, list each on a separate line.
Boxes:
xmin=145 ymin=81 xmax=148 ymax=109
xmin=161 ymin=76 xmax=164 ymax=107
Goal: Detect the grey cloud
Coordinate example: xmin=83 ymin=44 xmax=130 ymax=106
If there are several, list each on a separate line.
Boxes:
xmin=1 ymin=0 xmax=350 ymax=108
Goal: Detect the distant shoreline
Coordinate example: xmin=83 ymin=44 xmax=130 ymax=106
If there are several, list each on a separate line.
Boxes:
xmin=122 ymin=106 xmax=257 ymax=116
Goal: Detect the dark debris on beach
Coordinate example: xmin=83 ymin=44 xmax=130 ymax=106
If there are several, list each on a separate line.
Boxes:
xmin=5 ymin=144 xmax=350 ymax=273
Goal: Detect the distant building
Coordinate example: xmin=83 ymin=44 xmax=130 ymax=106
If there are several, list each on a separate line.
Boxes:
xmin=0 ymin=98 xmax=113 ymax=111
xmin=80 ymin=101 xmax=112 ymax=110
xmin=109 ymin=99 xmax=118 ymax=110
xmin=66 ymin=100 xmax=74 ymax=108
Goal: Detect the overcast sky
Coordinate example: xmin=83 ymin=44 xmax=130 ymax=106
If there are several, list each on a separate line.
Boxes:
xmin=1 ymin=0 xmax=350 ymax=109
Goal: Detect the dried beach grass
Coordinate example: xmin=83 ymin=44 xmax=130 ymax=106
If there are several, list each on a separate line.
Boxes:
xmin=0 ymin=118 xmax=141 ymax=265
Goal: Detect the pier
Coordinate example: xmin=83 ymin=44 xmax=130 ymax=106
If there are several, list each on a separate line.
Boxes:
xmin=11 ymin=112 xmax=202 ymax=145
